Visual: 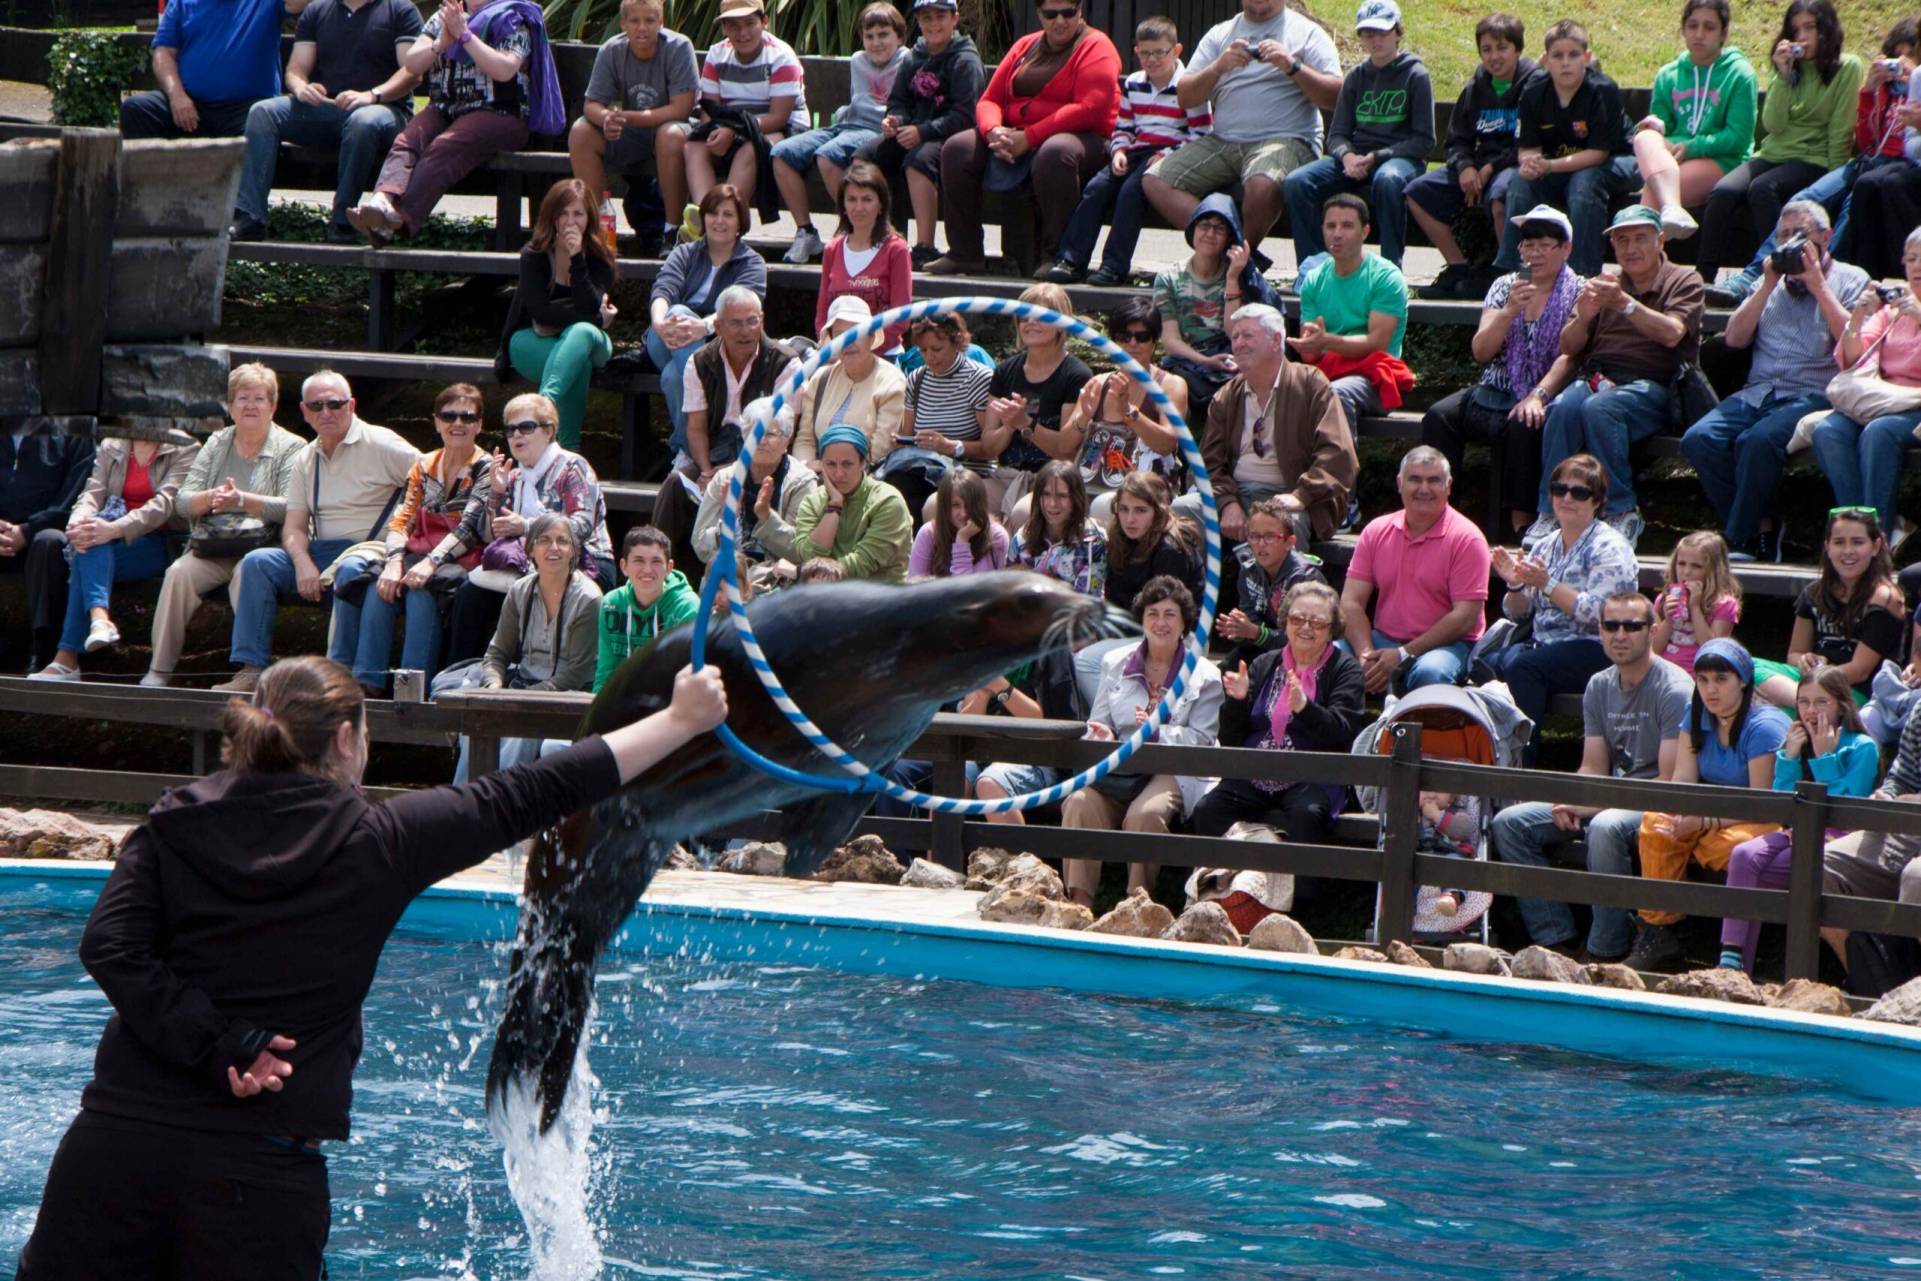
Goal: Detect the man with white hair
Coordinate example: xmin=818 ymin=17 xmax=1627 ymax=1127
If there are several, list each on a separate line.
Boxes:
xmin=690 ymin=394 xmax=820 ymax=576
xmin=215 ymin=371 xmax=419 ymax=693
xmin=1339 ymin=444 xmax=1489 ymax=693
xmin=1678 ymin=200 xmax=1868 ymax=562
xmin=1195 ymin=303 xmax=1356 ymax=546
xmin=679 ymin=285 xmax=801 ymax=488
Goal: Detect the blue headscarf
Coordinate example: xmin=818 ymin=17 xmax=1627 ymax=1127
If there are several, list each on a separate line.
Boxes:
xmin=1695 ymin=637 xmax=1754 ymax=687
xmin=817 ymin=423 xmax=869 ymax=458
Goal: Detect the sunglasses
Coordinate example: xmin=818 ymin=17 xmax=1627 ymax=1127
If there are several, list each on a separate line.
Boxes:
xmin=1286 ymin=613 xmax=1331 ymax=630
xmin=1039 ymin=6 xmax=1079 ymax=17
xmin=1829 ymin=505 xmax=1879 ymax=520
xmin=304 ymin=398 xmax=350 ymax=412
xmin=1117 ymin=329 xmax=1157 ymax=343
xmin=503 ymin=420 xmax=546 ymax=435
xmin=1599 ymin=619 xmax=1650 ymax=633
xmin=1549 ymin=482 xmax=1594 ymax=502
xmin=436 ymin=409 xmax=482 ymax=424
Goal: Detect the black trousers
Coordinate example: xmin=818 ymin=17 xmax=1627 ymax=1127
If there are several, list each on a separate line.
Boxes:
xmin=18 ymin=1110 xmax=330 ymax=1281
xmin=1698 ymin=157 xmax=1825 ymax=279
xmin=0 ymin=526 xmax=71 ymax=670
xmin=1420 ymin=385 xmax=1541 ymax=523
xmin=1189 ymin=775 xmax=1331 ymax=844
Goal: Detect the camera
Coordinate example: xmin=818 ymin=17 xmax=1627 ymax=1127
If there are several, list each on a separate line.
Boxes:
xmin=1770 ymin=231 xmax=1809 ymax=276
xmin=1878 ymin=283 xmax=1908 ymax=304
xmin=1789 ymin=42 xmax=1805 ymax=58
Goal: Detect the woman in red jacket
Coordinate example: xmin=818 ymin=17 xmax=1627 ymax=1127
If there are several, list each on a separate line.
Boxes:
xmin=926 ymin=0 xmax=1120 ymax=277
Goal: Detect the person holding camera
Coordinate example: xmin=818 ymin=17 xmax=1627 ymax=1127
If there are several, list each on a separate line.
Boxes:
xmin=1679 ymin=200 xmax=1868 ymax=562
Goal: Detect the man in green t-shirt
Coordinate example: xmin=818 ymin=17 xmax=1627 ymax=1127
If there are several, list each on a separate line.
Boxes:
xmin=1289 ymin=191 xmax=1409 ymax=434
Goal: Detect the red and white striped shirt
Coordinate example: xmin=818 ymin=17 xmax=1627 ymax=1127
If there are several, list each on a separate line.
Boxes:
xmin=1110 ymin=62 xmax=1210 ymax=156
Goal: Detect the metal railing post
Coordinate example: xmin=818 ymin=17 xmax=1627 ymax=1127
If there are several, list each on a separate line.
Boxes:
xmin=1376 ymin=725 xmax=1422 ymax=945
xmin=1784 ymin=780 xmax=1830 ymax=980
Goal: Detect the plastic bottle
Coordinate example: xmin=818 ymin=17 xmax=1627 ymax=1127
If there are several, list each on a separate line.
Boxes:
xmin=599 ymin=191 xmax=617 ymax=253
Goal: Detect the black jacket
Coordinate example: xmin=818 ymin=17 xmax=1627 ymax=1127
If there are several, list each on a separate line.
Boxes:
xmin=1218 ymin=645 xmax=1368 ymax=753
xmin=0 ymin=427 xmax=94 ymax=537
xmin=495 ymin=248 xmax=616 ymax=381
xmin=77 ymin=738 xmax=621 ymax=1141
xmin=1105 ymin=531 xmax=1202 ymax=615
xmin=885 ymin=35 xmax=985 ymax=141
xmin=1443 ymin=56 xmax=1537 ymax=176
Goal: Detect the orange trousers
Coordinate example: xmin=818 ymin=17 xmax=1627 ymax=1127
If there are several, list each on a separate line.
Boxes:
xmin=1636 ymin=814 xmax=1783 ymax=926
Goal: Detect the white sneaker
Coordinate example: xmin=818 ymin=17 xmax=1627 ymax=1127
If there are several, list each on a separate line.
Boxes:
xmin=783 ymin=225 xmax=824 ymax=264
xmin=1660 ymin=204 xmax=1698 ymax=239
xmin=139 ymin=671 xmax=171 ymax=688
xmin=1523 ymin=512 xmax=1557 ymax=542
xmin=1605 ymin=508 xmax=1646 ymax=549
xmin=84 ymin=618 xmax=119 ymax=653
xmin=29 ymin=662 xmax=80 ymax=682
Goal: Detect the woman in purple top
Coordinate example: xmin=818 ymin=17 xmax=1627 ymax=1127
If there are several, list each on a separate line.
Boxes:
xmin=908 ymin=467 xmax=1010 ymax=578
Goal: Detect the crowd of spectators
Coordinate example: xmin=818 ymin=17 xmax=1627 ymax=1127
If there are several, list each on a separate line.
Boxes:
xmin=49 ymin=0 xmax=1921 ymax=979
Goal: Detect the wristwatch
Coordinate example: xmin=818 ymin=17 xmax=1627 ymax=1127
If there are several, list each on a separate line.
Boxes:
xmin=989 ymin=689 xmax=1012 ymax=713
xmin=1622 ymin=298 xmax=1640 ymax=318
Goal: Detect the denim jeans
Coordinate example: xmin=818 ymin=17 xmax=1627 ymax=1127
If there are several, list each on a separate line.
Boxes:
xmin=1337 ymin=627 xmax=1469 ymax=691
xmin=1283 ymin=155 xmax=1423 ymax=267
xmin=1738 ymin=154 xmax=1906 ymax=277
xmin=1490 ymin=800 xmax=1644 ymax=958
xmin=328 ymin=555 xmax=450 ymax=690
xmin=57 ymin=533 xmax=170 ymax=653
xmin=230 ymin=540 xmax=354 ymax=668
xmin=646 ymin=305 xmax=703 ymax=453
xmin=237 ymin=95 xmax=406 ymax=227
xmin=1809 ymin=407 xmax=1921 ymax=534
xmin=509 ymin=321 xmax=613 ymax=451
xmin=1540 ymin=377 xmax=1670 ymax=515
xmin=1679 ymin=390 xmax=1830 ymax=545
xmin=1483 ymin=638 xmax=1610 ymax=740
xmin=118 ymin=89 xmax=250 ymax=140
xmin=1055 ymin=157 xmax=1155 ymax=275
xmin=1494 ymin=155 xmax=1639 ymax=276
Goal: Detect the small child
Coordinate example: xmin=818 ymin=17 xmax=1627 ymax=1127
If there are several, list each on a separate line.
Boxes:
xmin=1406 ymin=13 xmax=1536 ymax=298
xmin=858 ymin=0 xmax=986 ymax=267
xmin=1420 ymin=790 xmax=1482 ymax=917
xmin=798 ymin=556 xmax=846 ymax=584
xmin=1042 ymin=16 xmax=1211 ymax=286
xmin=594 ymin=526 xmax=701 ymax=692
xmin=775 ymin=2 xmax=910 ymax=264
xmin=1650 ymin=530 xmax=1741 ymax=674
xmin=1282 ymin=0 xmax=1436 ymax=271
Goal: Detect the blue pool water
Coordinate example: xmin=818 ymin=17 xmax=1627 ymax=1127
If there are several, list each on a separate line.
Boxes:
xmin=4 ymin=880 xmax=1921 ymax=1278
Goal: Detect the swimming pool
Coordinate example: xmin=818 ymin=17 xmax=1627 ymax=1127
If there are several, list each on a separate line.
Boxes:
xmin=4 ymin=872 xmax=1921 ymax=1278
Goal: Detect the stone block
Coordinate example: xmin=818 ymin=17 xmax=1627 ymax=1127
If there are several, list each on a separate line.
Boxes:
xmin=100 ymin=343 xmax=229 ymax=418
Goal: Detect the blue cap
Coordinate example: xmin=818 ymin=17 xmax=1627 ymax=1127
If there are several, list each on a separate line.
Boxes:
xmin=1694 ymin=637 xmax=1754 ymax=686
xmin=817 ymin=422 xmax=870 ymax=458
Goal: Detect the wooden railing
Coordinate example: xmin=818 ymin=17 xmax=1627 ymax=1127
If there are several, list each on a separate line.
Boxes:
xmin=4 ymin=675 xmax=1919 ymax=978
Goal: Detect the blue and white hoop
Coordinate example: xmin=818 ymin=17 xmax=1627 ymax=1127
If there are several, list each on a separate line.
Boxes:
xmin=689 ymin=296 xmax=1222 ymax=815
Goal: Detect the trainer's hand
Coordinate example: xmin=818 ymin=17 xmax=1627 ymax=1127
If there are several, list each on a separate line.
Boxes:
xmin=229 ymin=1035 xmax=296 ymax=1097
xmin=669 ymin=664 xmax=728 ymax=733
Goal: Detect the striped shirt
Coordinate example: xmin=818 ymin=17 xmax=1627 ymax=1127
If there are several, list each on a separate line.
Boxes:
xmin=1110 ymin=63 xmax=1209 ymax=154
xmin=905 ymin=359 xmax=993 ymax=474
xmin=699 ymin=32 xmax=806 ymax=119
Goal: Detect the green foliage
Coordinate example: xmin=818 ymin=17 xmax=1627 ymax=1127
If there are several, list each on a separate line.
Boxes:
xmin=47 ymin=29 xmax=145 ymax=128
xmin=542 ymin=0 xmax=1019 ymax=57
xmin=223 ymin=204 xmax=496 ymax=310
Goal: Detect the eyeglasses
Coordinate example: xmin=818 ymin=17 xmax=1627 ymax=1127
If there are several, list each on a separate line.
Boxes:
xmin=1549 ymin=482 xmax=1594 ymax=502
xmin=437 ymin=409 xmax=482 ymax=424
xmin=1116 ymin=329 xmax=1157 ymax=343
xmin=1599 ymin=619 xmax=1651 ymax=633
xmin=503 ymin=420 xmax=546 ymax=436
xmin=1287 ymin=613 xmax=1332 ymax=631
xmin=1245 ymin=531 xmax=1288 ymax=544
xmin=1038 ymin=6 xmax=1079 ymax=18
xmin=304 ymin=398 xmax=350 ymax=413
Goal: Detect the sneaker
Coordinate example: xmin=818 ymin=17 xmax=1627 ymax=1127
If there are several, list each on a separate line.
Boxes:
xmin=1039 ymin=259 xmax=1084 ymax=284
xmin=1624 ymin=922 xmax=1685 ymax=972
xmin=324 ymin=223 xmax=358 ymax=245
xmin=1417 ymin=262 xmax=1474 ymax=300
xmin=1659 ymin=204 xmax=1698 ymax=239
xmin=1523 ymin=511 xmax=1557 ymax=542
xmin=1891 ymin=516 xmax=1917 ymax=559
xmin=923 ymin=255 xmax=987 ymax=277
xmin=910 ymin=243 xmax=941 ymax=270
xmin=227 ymin=213 xmax=268 ymax=242
xmin=1086 ymin=265 xmax=1127 ymax=287
xmin=783 ymin=225 xmax=824 ymax=264
xmin=1726 ymin=538 xmax=1764 ymax=563
xmin=139 ymin=671 xmax=171 ymax=689
xmin=28 ymin=662 xmax=80 ymax=682
xmin=676 ymin=204 xmax=702 ymax=245
xmin=212 ymin=665 xmax=264 ymax=694
xmin=1705 ymin=270 xmax=1757 ymax=308
xmin=83 ymin=618 xmax=119 ymax=653
xmin=1296 ymin=252 xmax=1331 ymax=280
xmin=1605 ymin=508 xmax=1645 ymax=550
xmin=346 ymin=194 xmax=399 ymax=246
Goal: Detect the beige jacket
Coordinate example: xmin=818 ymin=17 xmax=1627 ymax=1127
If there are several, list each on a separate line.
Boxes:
xmin=69 ymin=438 xmax=201 ymax=542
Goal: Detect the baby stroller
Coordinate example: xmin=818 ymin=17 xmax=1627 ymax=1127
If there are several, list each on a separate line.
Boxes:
xmin=1350 ymin=683 xmax=1534 ymax=945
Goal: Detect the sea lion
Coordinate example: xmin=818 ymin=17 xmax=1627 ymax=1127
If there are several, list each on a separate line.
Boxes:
xmin=485 ymin=571 xmax=1135 ymax=1133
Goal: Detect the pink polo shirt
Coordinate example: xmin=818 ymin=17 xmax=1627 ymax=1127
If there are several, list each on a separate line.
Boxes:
xmin=1346 ymin=504 xmax=1491 ymax=644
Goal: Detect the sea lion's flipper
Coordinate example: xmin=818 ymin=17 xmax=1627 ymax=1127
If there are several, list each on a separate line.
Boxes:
xmin=770 ymin=789 xmax=880 ymax=878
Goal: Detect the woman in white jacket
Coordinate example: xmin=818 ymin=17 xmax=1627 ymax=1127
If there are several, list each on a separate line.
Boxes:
xmin=1061 ymin=574 xmax=1223 ymax=908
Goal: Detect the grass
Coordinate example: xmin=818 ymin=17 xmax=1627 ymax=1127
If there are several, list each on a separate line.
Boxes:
xmin=1296 ymin=0 xmax=1916 ymax=100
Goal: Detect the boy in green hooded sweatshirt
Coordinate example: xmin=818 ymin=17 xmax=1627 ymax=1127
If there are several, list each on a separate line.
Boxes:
xmin=594 ymin=525 xmax=701 ymax=691
xmin=1629 ymin=0 xmax=1757 ymax=240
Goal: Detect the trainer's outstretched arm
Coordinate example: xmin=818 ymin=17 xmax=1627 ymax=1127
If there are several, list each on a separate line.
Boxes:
xmin=603 ymin=665 xmax=729 ymax=784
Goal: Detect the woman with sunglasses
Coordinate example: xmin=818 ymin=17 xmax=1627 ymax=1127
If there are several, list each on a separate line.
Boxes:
xmin=441 ymin=394 xmax=616 ymax=665
xmin=924 ymin=0 xmax=1120 ymax=277
xmin=329 ymin=384 xmax=492 ymax=698
xmin=1485 ymin=453 xmax=1639 ymax=750
xmin=1061 ymin=297 xmax=1188 ymax=523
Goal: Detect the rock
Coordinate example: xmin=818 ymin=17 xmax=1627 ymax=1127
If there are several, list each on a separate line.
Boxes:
xmin=977 ymin=889 xmax=1051 ymax=925
xmin=1862 ymin=977 xmax=1921 ymax=1026
xmin=1585 ymin=963 xmax=1647 ymax=991
xmin=0 ymin=809 xmax=119 ymax=861
xmin=1510 ymin=946 xmax=1592 ymax=985
xmin=1767 ymin=978 xmax=1853 ymax=1018
xmin=1038 ymin=899 xmax=1095 ymax=931
xmin=1441 ymin=942 xmax=1510 ymax=976
xmin=992 ymin=853 xmax=1064 ymax=899
xmin=1385 ymin=940 xmax=1431 ymax=968
xmin=899 ymin=857 xmax=965 ymax=890
xmin=663 ymin=845 xmax=699 ymax=871
xmin=1333 ymin=946 xmax=1389 ymax=964
xmin=1246 ymin=914 xmax=1317 ymax=954
xmin=1657 ymin=968 xmax=1765 ymax=1005
xmin=1089 ymin=887 xmax=1176 ymax=938
xmin=717 ymin=841 xmax=786 ymax=876
xmin=964 ymin=847 xmax=1017 ymax=890
xmin=812 ymin=834 xmax=904 ymax=884
xmin=1160 ymin=901 xmax=1243 ymax=947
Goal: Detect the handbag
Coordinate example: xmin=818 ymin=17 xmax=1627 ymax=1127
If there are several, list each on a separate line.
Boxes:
xmin=1826 ymin=323 xmax=1921 ymax=424
xmin=188 ymin=514 xmax=275 ymax=559
xmin=407 ymin=506 xmax=481 ymax=569
xmin=1666 ymin=362 xmax=1720 ymax=431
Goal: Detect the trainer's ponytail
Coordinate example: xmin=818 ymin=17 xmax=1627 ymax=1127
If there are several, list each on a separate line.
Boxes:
xmin=220 ymin=656 xmax=364 ymax=777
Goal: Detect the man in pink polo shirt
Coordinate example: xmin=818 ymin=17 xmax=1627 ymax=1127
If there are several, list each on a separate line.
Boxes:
xmin=1339 ymin=444 xmax=1490 ymax=693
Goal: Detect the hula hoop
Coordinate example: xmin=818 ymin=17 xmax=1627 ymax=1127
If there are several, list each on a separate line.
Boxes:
xmin=689 ymin=297 xmax=1222 ymax=815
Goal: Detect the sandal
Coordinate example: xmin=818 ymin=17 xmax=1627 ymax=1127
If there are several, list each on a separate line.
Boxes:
xmin=28 ymin=662 xmax=80 ymax=682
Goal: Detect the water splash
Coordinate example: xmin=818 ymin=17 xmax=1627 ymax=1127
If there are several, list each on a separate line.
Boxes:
xmin=493 ymin=1008 xmax=604 ymax=1281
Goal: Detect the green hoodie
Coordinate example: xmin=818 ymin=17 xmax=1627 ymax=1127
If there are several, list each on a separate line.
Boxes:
xmin=1649 ymin=46 xmax=1757 ymax=172
xmin=1757 ymin=51 xmax=1864 ymax=169
xmin=593 ymin=569 xmax=700 ymax=692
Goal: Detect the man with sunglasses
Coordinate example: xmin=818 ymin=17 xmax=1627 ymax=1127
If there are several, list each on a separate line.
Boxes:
xmin=1490 ymin=590 xmax=1693 ymax=962
xmin=1338 ymin=445 xmax=1489 ymax=694
xmin=215 ymin=372 xmax=420 ymax=694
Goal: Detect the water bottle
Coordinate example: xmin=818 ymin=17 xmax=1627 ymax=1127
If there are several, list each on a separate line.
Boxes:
xmin=599 ymin=191 xmax=617 ymax=253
